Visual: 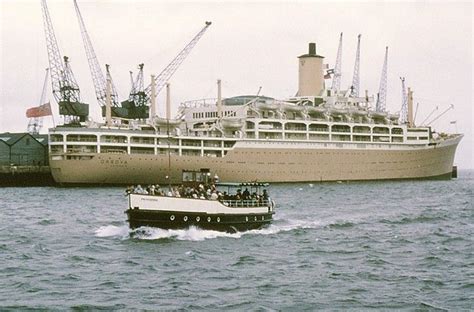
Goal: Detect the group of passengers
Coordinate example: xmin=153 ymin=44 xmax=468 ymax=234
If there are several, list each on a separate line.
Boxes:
xmin=125 ymin=183 xmax=269 ymax=206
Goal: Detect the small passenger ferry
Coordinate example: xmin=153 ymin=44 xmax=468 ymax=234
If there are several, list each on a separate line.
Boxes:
xmin=125 ymin=171 xmax=275 ymax=233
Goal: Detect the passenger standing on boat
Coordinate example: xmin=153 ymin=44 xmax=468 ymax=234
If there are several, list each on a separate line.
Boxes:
xmin=156 ymin=185 xmax=164 ymax=196
xmin=134 ymin=185 xmax=147 ymax=194
xmin=125 ymin=185 xmax=134 ymax=195
xmin=236 ymin=189 xmax=242 ymax=200
xmin=243 ymin=188 xmax=250 ymax=200
xmin=149 ymin=185 xmax=155 ymax=195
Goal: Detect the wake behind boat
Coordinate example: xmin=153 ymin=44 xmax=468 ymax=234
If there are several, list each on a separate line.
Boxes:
xmin=125 ymin=181 xmax=275 ymax=233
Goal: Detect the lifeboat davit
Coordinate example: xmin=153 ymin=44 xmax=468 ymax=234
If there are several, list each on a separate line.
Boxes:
xmin=388 ymin=113 xmax=400 ymax=121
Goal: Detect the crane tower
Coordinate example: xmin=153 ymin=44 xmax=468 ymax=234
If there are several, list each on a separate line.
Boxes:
xmin=331 ymin=32 xmax=343 ymax=93
xmin=121 ymin=21 xmax=212 ymax=119
xmin=41 ymin=0 xmax=88 ymax=123
xmin=350 ymin=34 xmax=361 ymax=97
xmin=399 ymin=77 xmax=408 ymax=123
xmin=73 ymin=0 xmax=129 ymax=119
xmin=376 ymin=46 xmax=388 ymax=112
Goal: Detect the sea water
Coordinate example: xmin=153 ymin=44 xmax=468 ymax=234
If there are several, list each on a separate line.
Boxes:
xmin=0 ymin=170 xmax=472 ymax=309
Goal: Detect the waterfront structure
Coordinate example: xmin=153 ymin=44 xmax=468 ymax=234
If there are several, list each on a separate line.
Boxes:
xmin=0 ymin=133 xmax=48 ymax=166
xmin=0 ymin=133 xmax=52 ymax=186
xmin=48 ymin=43 xmax=462 ymax=185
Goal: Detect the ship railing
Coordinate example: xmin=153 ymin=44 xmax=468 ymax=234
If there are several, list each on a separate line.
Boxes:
xmin=220 ymin=199 xmax=270 ymax=208
xmin=180 ymin=98 xmax=217 ymax=108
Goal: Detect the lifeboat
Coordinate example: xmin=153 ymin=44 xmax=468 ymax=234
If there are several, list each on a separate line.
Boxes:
xmin=154 ymin=117 xmax=181 ymax=127
xmin=220 ymin=118 xmax=244 ymax=129
xmin=329 ymin=108 xmax=349 ymax=116
xmin=307 ymin=106 xmax=326 ymax=114
xmin=257 ymin=101 xmax=280 ymax=110
xmin=370 ymin=111 xmax=388 ymax=119
xmin=350 ymin=108 xmax=368 ymax=116
xmin=283 ymin=104 xmax=305 ymax=112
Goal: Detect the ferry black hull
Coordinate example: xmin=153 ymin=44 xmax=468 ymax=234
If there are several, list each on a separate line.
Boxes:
xmin=125 ymin=209 xmax=274 ymax=233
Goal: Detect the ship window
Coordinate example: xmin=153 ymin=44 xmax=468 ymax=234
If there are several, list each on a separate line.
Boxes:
xmin=353 ymin=126 xmax=370 ymax=134
xmin=391 ymin=127 xmax=403 ymax=135
xmin=373 ymin=127 xmax=389 ymax=134
xmin=332 ymin=125 xmax=350 ymax=133
xmin=50 ymin=134 xmax=63 ymax=142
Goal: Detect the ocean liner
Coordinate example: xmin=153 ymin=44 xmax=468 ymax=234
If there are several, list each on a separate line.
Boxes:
xmin=48 ymin=43 xmax=462 ymax=185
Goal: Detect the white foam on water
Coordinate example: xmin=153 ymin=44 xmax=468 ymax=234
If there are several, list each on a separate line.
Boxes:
xmin=95 ymin=217 xmax=326 ymax=242
xmin=129 ymin=226 xmax=239 ymax=241
xmin=94 ymin=225 xmax=129 ymax=238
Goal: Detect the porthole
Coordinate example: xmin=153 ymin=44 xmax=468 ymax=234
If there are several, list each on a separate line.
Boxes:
xmin=245 ymin=216 xmax=249 ymax=222
xmin=207 ymin=217 xmax=211 ymax=222
xmin=254 ymin=216 xmax=257 ymax=221
xmin=183 ymin=216 xmax=188 ymax=222
xmin=217 ymin=217 xmax=221 ymax=223
xmin=196 ymin=216 xmax=200 ymax=222
xmin=170 ymin=215 xmax=175 ymax=221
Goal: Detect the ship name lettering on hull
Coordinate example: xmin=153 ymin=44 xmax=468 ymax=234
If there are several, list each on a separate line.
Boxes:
xmin=100 ymin=159 xmax=128 ymax=167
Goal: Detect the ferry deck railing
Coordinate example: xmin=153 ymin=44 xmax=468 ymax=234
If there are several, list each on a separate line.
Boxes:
xmin=220 ymin=199 xmax=271 ymax=208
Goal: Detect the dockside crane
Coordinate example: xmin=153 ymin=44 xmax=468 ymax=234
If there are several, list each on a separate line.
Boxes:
xmin=41 ymin=0 xmax=88 ymax=123
xmin=73 ymin=0 xmax=127 ymax=119
xmin=129 ymin=63 xmax=146 ymax=107
xmin=331 ymin=32 xmax=343 ymax=93
xmin=376 ymin=47 xmax=388 ymax=112
xmin=121 ymin=21 xmax=212 ymax=119
xmin=350 ymin=34 xmax=361 ymax=97
xmin=399 ymin=77 xmax=408 ymax=123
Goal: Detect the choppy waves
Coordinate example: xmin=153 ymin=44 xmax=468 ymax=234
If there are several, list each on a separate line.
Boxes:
xmin=1 ymin=171 xmax=473 ymax=310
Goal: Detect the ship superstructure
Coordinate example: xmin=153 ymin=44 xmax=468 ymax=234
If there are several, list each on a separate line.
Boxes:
xmin=48 ymin=42 xmax=462 ymax=185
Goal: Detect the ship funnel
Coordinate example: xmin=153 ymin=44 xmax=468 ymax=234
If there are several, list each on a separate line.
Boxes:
xmin=297 ymin=43 xmax=325 ymax=97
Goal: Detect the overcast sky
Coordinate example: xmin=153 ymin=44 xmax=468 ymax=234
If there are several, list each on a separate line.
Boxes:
xmin=0 ymin=0 xmax=472 ymax=168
